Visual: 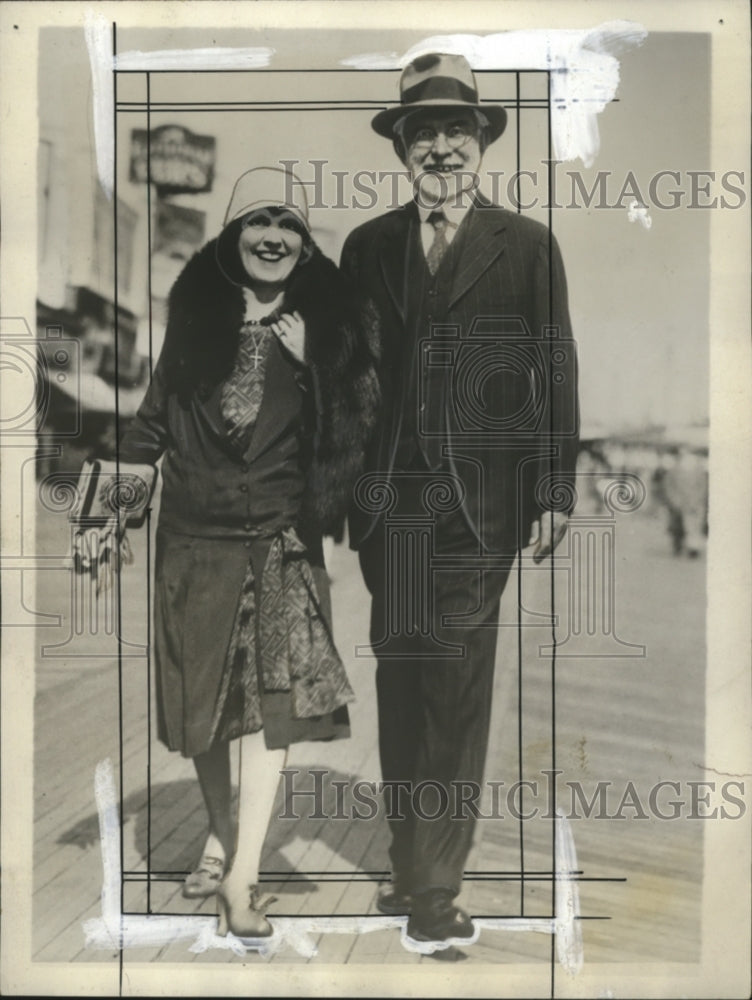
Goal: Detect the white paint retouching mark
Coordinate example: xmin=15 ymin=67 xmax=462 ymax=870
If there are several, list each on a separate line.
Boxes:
xmin=83 ymin=15 xmax=645 ymax=195
xmin=555 ymin=808 xmax=585 ymax=974
xmin=82 ymin=11 xmax=274 ymax=199
xmin=627 ymin=199 xmax=653 ymax=229
xmin=83 ymin=10 xmax=114 ymax=201
xmin=115 ymin=47 xmax=275 ymax=72
xmin=341 ymin=22 xmax=647 ymax=168
xmin=83 ymin=759 xmax=584 ymax=966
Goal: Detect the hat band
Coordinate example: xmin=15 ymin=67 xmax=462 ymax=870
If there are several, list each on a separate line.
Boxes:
xmin=401 ymin=75 xmax=478 ymax=107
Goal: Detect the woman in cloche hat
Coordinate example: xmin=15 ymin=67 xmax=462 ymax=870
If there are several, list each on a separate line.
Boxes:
xmin=107 ymin=165 xmax=379 ymax=938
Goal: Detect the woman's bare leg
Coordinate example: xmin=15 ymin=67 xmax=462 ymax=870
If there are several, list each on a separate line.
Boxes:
xmin=214 ymin=732 xmax=286 ymax=935
xmin=223 ymin=731 xmax=287 ymax=890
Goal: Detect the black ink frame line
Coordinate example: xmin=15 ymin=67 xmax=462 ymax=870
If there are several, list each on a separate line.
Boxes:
xmin=113 ymin=47 xmax=557 ymax=936
xmin=109 ymin=27 xmax=588 ymax=982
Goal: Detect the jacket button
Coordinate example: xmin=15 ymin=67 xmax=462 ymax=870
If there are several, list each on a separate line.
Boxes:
xmin=239 ymin=483 xmax=248 ymax=492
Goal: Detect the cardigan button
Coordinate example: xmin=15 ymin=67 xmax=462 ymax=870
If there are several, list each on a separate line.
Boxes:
xmin=239 ymin=483 xmax=248 ymax=493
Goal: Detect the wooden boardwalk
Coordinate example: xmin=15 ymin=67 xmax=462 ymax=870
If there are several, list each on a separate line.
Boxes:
xmin=33 ymin=496 xmax=705 ymax=970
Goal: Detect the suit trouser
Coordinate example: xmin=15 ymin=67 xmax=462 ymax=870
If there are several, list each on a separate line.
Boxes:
xmin=358 ymin=476 xmax=514 ymax=896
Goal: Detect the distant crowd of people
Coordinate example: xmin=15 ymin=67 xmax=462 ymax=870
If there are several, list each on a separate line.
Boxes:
xmin=577 ymin=440 xmax=708 ymax=558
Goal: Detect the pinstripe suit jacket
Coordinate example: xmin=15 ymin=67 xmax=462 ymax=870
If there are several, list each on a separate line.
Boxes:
xmin=341 ymin=193 xmax=579 ymax=553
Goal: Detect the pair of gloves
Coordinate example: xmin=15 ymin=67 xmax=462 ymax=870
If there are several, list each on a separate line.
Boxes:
xmin=69 ymin=459 xmax=156 ymax=594
xmin=72 ymin=517 xmax=134 ymax=594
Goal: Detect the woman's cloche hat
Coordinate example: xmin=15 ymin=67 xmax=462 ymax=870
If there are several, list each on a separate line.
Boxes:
xmin=371 ymin=52 xmax=507 ymax=144
xmin=223 ymin=165 xmax=310 ymax=231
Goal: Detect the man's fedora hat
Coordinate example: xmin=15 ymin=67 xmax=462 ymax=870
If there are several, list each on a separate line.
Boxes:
xmin=371 ymin=52 xmax=507 ymax=143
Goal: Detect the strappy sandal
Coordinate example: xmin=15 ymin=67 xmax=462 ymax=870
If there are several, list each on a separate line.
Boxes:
xmin=216 ymin=883 xmax=278 ymax=938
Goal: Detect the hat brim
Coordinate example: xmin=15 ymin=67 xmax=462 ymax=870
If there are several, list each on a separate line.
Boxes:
xmin=224 ymin=200 xmax=310 ymax=232
xmin=371 ymin=101 xmax=507 ymax=143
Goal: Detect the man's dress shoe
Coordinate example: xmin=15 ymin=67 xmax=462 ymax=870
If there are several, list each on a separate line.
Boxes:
xmin=406 ymin=889 xmax=476 ymax=944
xmin=376 ymin=882 xmax=413 ymax=915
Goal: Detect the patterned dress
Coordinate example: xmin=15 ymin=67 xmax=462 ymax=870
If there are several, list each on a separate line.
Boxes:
xmin=220 ymin=321 xmax=274 ymax=451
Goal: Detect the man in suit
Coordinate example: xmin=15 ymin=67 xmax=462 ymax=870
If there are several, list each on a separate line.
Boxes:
xmin=341 ymin=52 xmax=579 ymax=947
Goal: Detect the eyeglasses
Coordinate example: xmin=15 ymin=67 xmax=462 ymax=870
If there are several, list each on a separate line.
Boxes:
xmin=407 ymin=123 xmax=477 ymax=151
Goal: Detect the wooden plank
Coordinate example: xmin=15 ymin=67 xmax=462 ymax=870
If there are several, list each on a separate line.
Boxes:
xmin=33 ymin=896 xmax=105 ymax=963
xmin=32 ymin=845 xmax=109 ymax=958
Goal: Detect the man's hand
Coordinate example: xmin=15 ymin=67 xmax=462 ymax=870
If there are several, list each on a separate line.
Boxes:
xmin=529 ymin=510 xmax=569 ymax=564
xmin=271 ymin=311 xmax=306 ymax=365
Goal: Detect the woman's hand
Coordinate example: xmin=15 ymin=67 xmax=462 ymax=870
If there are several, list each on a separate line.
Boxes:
xmin=271 ymin=311 xmax=306 ymax=365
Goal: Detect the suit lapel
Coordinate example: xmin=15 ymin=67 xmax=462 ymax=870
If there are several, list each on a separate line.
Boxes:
xmin=448 ymin=196 xmax=508 ymax=311
xmin=377 ymin=205 xmax=414 ymax=323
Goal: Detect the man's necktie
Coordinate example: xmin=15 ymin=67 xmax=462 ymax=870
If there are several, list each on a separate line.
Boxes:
xmin=425 ymin=210 xmax=449 ymax=276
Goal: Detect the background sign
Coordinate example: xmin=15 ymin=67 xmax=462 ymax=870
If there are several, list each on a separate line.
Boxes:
xmin=129 ymin=125 xmax=216 ymax=195
xmin=153 ymin=201 xmax=206 ymax=259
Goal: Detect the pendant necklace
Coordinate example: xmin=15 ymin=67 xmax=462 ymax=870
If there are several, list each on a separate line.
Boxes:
xmin=243 ymin=324 xmax=266 ymax=370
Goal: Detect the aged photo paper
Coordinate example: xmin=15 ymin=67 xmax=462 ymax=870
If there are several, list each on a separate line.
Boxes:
xmin=1 ymin=1 xmax=750 ymax=996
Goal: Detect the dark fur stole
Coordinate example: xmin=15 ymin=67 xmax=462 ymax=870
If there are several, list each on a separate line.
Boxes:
xmin=160 ymin=238 xmax=380 ymax=534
